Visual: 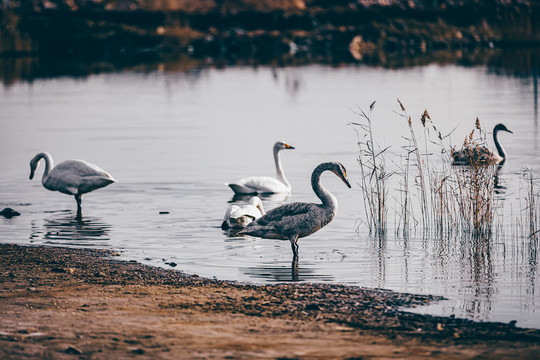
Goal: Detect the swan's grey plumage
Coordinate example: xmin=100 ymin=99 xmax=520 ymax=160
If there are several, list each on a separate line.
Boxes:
xmin=227 ymin=141 xmax=294 ymax=194
xmin=222 ymin=196 xmax=265 ymax=230
xmin=451 ymin=123 xmax=513 ymax=165
xmin=29 ymin=152 xmax=116 ymax=216
xmin=239 ymin=162 xmax=351 ymax=257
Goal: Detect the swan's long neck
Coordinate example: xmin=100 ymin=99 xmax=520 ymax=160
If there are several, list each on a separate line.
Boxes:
xmin=493 ymin=130 xmax=507 ymax=160
xmin=35 ymin=152 xmax=54 ymax=183
xmin=274 ymin=147 xmax=290 ymax=189
xmin=311 ymin=166 xmax=337 ymax=211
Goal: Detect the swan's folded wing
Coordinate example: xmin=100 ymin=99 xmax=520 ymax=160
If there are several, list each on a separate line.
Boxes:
xmin=43 ymin=168 xmax=80 ymax=194
xmin=234 ymin=204 xmax=264 ymax=219
xmin=56 ymin=160 xmax=116 ymax=180
xmin=254 ymin=202 xmax=312 ymax=224
xmin=46 ymin=160 xmax=116 ymax=194
xmin=231 ymin=176 xmax=289 ymax=194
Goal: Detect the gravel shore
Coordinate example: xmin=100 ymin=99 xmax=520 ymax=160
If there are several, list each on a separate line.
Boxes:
xmin=1 ymin=243 xmax=539 ymax=359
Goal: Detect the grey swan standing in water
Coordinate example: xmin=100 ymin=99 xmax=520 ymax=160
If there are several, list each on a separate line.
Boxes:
xmin=451 ymin=123 xmax=513 ymax=165
xmin=29 ymin=152 xmax=117 ymax=217
xmin=221 ymin=196 xmax=265 ymax=230
xmin=227 ymin=141 xmax=295 ymax=194
xmin=239 ymin=162 xmax=351 ymax=258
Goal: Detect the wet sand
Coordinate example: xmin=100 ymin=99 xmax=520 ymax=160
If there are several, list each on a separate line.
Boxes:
xmin=1 ymin=243 xmax=539 ymax=359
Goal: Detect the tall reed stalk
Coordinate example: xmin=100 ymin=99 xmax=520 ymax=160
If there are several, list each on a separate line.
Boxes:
xmin=354 ymin=100 xmax=514 ymax=240
xmin=521 ymin=168 xmax=539 ymax=239
xmin=350 ymin=101 xmax=390 ymax=237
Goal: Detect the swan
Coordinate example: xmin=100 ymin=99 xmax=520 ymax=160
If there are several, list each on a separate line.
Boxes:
xmin=239 ymin=162 xmax=351 ymax=258
xmin=451 ymin=124 xmax=513 ymax=165
xmin=221 ymin=196 xmax=265 ymax=230
xmin=29 ymin=152 xmax=117 ymax=216
xmin=227 ymin=141 xmax=295 ymax=194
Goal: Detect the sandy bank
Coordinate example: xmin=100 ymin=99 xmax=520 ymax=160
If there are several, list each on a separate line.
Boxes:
xmin=1 ymin=243 xmax=539 ymax=359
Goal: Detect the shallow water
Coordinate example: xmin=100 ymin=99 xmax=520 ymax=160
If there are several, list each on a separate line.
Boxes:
xmin=1 ymin=64 xmax=539 ymax=327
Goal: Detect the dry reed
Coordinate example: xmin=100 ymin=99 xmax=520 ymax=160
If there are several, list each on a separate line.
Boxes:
xmin=352 ymin=99 xmax=534 ymax=240
xmin=350 ymin=101 xmax=391 ymax=237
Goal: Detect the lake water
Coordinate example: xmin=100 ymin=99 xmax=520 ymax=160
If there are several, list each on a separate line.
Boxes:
xmin=1 ymin=63 xmax=539 ymax=328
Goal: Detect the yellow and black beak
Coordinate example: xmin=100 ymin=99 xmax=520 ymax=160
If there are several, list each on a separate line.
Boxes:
xmin=284 ymin=143 xmax=295 ymax=150
xmin=341 ymin=171 xmax=351 ymax=188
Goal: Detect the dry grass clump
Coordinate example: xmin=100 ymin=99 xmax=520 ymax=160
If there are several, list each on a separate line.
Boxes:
xmin=352 ymin=99 xmax=529 ymax=240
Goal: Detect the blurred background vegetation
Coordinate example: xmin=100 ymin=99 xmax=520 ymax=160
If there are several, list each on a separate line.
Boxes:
xmin=1 ymin=0 xmax=539 ymax=84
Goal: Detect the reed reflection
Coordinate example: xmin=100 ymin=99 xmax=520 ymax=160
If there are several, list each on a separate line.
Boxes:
xmin=527 ymin=236 xmax=538 ymax=302
xmin=30 ymin=211 xmax=112 ymax=246
xmin=459 ymin=235 xmax=496 ymax=321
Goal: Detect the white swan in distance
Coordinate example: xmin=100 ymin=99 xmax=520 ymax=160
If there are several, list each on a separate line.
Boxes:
xmin=29 ymin=152 xmax=117 ymax=217
xmin=221 ymin=196 xmax=265 ymax=230
xmin=239 ymin=162 xmax=351 ymax=258
xmin=451 ymin=123 xmax=513 ymax=165
xmin=227 ymin=141 xmax=295 ymax=194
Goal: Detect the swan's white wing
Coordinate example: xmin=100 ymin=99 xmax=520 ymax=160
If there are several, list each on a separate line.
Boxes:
xmin=223 ymin=204 xmax=261 ymax=229
xmin=45 ymin=160 xmax=116 ymax=195
xmin=230 ymin=204 xmax=263 ymax=220
xmin=228 ymin=176 xmax=289 ymax=194
xmin=223 ymin=205 xmax=240 ymax=221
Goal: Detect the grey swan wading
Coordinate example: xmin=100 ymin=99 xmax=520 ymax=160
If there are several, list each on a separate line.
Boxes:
xmin=239 ymin=162 xmax=351 ymax=258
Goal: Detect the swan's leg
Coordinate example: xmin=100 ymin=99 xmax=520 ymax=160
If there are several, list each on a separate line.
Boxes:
xmin=75 ymin=194 xmax=82 ymax=218
xmin=291 ymin=256 xmax=299 ymax=281
xmin=289 ymin=235 xmax=299 ymax=258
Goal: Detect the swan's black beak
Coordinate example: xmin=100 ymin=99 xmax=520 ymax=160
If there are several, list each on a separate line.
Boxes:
xmin=506 ymin=129 xmax=513 ymax=134
xmin=29 ymin=169 xmax=34 ymax=180
xmin=343 ymin=176 xmax=351 ymax=188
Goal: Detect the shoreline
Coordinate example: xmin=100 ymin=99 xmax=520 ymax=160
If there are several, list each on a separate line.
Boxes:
xmin=1 ymin=243 xmax=539 ymax=359
xmin=1 ymin=1 xmax=540 ymax=84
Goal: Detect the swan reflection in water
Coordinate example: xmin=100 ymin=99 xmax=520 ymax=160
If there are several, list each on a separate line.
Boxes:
xmin=244 ymin=257 xmax=334 ymax=282
xmin=30 ymin=211 xmax=112 ymax=246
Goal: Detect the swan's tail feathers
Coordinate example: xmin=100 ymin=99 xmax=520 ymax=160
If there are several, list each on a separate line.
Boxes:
xmin=104 ymin=172 xmax=118 ymax=183
xmin=98 ymin=176 xmax=117 ymax=187
xmin=227 ymin=183 xmax=256 ymax=195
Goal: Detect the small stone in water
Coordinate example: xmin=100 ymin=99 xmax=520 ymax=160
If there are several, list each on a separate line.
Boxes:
xmin=65 ymin=346 xmax=83 ymax=355
xmin=0 ymin=208 xmax=20 ymax=218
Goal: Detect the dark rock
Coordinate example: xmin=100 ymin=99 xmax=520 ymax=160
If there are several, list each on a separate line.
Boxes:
xmin=0 ymin=208 xmax=20 ymax=218
xmin=65 ymin=345 xmax=83 ymax=354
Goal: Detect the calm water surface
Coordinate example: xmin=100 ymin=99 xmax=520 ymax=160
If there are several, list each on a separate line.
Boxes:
xmin=1 ymin=64 xmax=539 ymax=327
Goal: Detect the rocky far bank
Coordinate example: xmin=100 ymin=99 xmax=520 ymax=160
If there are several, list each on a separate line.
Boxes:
xmin=1 ymin=243 xmax=540 ymax=359
xmin=1 ymin=1 xmax=539 ymax=70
